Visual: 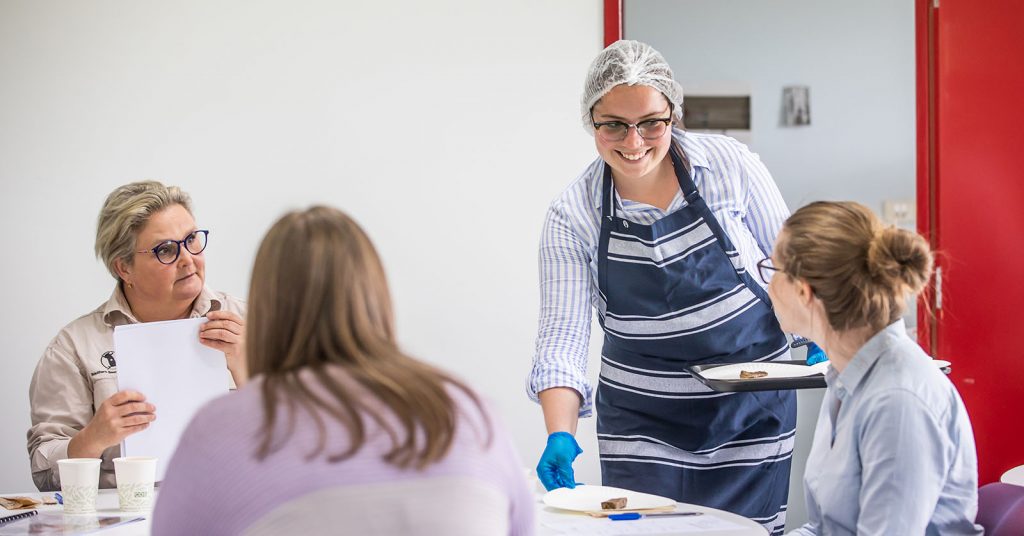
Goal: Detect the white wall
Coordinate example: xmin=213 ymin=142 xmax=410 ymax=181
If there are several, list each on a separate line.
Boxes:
xmin=625 ymin=0 xmax=916 ymax=212
xmin=625 ymin=0 xmax=915 ymax=529
xmin=0 ymin=0 xmax=606 ymax=491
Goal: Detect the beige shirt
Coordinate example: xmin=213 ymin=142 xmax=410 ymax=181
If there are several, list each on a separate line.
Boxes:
xmin=27 ymin=286 xmax=245 ymax=492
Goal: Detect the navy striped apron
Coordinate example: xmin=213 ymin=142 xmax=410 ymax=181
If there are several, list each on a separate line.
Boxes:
xmin=595 ymin=145 xmax=796 ymax=535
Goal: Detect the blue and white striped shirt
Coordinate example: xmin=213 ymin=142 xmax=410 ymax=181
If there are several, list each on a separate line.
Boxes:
xmin=527 ymin=130 xmax=790 ymax=416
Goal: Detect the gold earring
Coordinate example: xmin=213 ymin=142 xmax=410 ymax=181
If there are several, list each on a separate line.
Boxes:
xmin=127 ymin=281 xmax=134 ymax=289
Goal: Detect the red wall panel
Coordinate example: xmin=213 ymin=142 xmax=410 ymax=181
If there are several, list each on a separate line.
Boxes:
xmin=604 ymin=0 xmax=622 ymax=47
xmin=922 ymin=0 xmax=1024 ymax=485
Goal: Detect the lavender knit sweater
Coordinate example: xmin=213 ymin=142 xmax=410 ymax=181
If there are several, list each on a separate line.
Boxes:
xmin=152 ymin=368 xmax=534 ymax=535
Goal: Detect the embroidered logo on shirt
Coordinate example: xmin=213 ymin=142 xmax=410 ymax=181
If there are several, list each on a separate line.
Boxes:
xmin=90 ymin=351 xmax=117 ymax=376
xmin=101 ymin=351 xmax=116 ymax=371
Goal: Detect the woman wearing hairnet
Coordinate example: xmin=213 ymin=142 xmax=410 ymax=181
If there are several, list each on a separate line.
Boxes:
xmin=527 ymin=40 xmax=796 ymax=534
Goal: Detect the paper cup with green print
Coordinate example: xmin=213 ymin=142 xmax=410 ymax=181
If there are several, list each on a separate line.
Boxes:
xmin=57 ymin=458 xmax=101 ymax=514
xmin=113 ymin=457 xmax=157 ymax=512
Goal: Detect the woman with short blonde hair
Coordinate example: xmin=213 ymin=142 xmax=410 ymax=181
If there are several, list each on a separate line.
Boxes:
xmin=28 ymin=180 xmax=247 ymax=491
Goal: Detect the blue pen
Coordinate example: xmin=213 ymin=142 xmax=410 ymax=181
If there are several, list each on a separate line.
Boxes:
xmin=790 ymin=335 xmax=812 ymax=348
xmin=609 ymin=511 xmax=703 ymax=521
xmin=54 ymin=492 xmax=62 ymax=505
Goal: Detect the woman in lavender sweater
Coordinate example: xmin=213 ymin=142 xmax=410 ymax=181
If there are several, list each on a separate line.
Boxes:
xmin=152 ymin=206 xmax=534 ymax=535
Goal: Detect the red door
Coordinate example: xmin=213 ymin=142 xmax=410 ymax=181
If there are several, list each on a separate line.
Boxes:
xmin=917 ymin=0 xmax=1024 ymax=485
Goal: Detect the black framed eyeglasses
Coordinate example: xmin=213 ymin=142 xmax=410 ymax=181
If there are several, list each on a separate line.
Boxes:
xmin=136 ymin=230 xmax=209 ymax=265
xmin=756 ymin=258 xmax=781 ymax=285
xmin=592 ymin=117 xmax=673 ymax=142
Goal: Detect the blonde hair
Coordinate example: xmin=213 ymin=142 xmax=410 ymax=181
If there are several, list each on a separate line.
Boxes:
xmin=246 ymin=206 xmax=490 ymax=468
xmin=95 ymin=181 xmax=193 ymax=280
xmin=778 ymin=201 xmax=933 ymax=332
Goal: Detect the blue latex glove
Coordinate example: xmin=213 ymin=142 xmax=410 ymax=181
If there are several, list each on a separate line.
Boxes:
xmin=537 ymin=432 xmax=582 ymax=491
xmin=806 ymin=341 xmax=828 ymax=365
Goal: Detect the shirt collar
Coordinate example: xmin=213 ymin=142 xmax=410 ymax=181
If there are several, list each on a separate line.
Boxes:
xmin=826 ymin=319 xmax=908 ymax=396
xmin=674 ymin=129 xmax=710 ymax=171
xmin=102 ymin=284 xmax=223 ymax=327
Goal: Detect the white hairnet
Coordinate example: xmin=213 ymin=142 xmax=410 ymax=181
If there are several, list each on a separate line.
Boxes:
xmin=580 ymin=40 xmax=684 ymax=134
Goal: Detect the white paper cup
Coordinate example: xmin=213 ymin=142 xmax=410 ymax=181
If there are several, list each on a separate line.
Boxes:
xmin=113 ymin=457 xmax=157 ymax=512
xmin=57 ymin=458 xmax=101 ymax=514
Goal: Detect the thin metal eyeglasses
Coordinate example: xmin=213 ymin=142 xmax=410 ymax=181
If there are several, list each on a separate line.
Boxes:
xmin=136 ymin=230 xmax=209 ymax=265
xmin=756 ymin=258 xmax=781 ymax=285
xmin=592 ymin=108 xmax=673 ymax=142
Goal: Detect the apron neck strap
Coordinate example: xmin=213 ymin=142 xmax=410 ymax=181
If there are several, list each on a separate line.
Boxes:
xmin=602 ymin=139 xmax=700 ymax=219
xmin=668 ymin=141 xmax=700 ymax=203
xmin=602 ymin=162 xmax=617 ymax=221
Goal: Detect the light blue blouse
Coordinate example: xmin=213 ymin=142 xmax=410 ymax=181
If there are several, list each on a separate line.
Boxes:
xmin=787 ymin=319 xmax=983 ymax=535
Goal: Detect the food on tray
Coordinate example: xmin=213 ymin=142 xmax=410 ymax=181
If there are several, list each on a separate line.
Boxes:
xmin=601 ymin=497 xmax=628 ymax=510
xmin=739 ymin=370 xmax=768 ymax=379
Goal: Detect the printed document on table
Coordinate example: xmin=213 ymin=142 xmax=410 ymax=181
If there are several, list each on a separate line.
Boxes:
xmin=542 ymin=513 xmax=750 ymax=535
xmin=114 ymin=317 xmax=230 ymax=481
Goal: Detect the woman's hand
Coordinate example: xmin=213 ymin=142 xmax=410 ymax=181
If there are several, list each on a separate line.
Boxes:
xmin=537 ymin=432 xmax=583 ymax=491
xmin=200 ymin=310 xmax=248 ymax=387
xmin=68 ymin=390 xmax=156 ymax=459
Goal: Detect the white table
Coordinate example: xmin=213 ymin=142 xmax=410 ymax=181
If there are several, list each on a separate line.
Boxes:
xmin=2 ymin=489 xmax=766 ymax=535
xmin=0 ymin=490 xmax=150 ymax=535
xmin=1002 ymin=464 xmax=1024 ymax=486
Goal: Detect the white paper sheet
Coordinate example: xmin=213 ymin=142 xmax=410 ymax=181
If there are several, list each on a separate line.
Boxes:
xmin=542 ymin=513 xmax=750 ymax=535
xmin=114 ymin=317 xmax=230 ymax=481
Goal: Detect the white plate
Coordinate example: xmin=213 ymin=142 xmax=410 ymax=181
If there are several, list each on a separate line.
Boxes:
xmin=702 ymin=359 xmax=949 ymax=381
xmin=542 ymin=485 xmax=676 ymax=513
xmin=699 ymin=361 xmax=825 ymax=380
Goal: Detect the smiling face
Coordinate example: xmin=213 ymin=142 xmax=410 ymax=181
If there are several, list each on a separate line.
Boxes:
xmin=116 ymin=204 xmax=205 ymax=311
xmin=591 ymin=84 xmax=674 ymax=184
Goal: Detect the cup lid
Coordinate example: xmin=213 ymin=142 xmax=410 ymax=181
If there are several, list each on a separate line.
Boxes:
xmin=58 ymin=458 xmax=102 ymax=464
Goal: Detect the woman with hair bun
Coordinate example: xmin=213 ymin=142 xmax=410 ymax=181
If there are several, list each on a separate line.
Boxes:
xmin=758 ymin=201 xmax=982 ymax=535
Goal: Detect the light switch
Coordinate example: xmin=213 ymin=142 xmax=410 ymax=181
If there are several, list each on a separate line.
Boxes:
xmin=881 ymin=199 xmax=914 ymax=227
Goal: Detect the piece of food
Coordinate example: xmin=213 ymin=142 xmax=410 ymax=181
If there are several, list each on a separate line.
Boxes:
xmin=601 ymin=497 xmax=628 ymax=510
xmin=739 ymin=370 xmax=768 ymax=379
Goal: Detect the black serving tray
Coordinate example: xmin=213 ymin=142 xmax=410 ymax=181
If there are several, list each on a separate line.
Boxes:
xmin=689 ymin=359 xmax=954 ymax=393
xmin=688 ymin=359 xmax=826 ymax=392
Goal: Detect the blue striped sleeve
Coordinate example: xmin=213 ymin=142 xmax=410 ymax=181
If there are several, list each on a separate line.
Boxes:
xmin=526 ymin=197 xmax=596 ymax=417
xmin=735 ymin=140 xmax=790 ymax=256
xmin=525 ymin=133 xmax=788 ymax=419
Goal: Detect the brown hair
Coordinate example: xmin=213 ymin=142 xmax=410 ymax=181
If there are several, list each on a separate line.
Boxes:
xmin=95 ymin=180 xmax=193 ymax=280
xmin=777 ymin=201 xmax=933 ymax=333
xmin=246 ymin=206 xmax=490 ymax=469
